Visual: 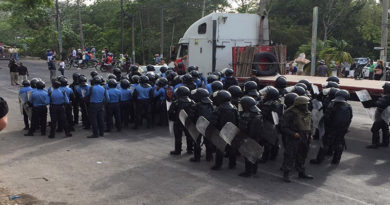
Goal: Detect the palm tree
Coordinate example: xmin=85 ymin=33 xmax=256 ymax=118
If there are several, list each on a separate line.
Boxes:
xmin=319 ymin=39 xmax=353 ymax=64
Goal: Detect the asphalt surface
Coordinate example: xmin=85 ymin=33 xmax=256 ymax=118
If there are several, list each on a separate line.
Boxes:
xmin=0 ymin=60 xmax=389 ymax=205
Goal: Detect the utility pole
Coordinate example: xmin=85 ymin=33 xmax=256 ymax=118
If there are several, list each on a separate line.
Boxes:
xmin=170 ymin=23 xmax=175 ymax=59
xmin=120 ymin=0 xmax=124 ymax=54
xmin=55 ymin=0 xmax=63 ymax=60
xmin=381 ymin=0 xmax=388 ymax=80
xmin=257 ymin=0 xmax=270 ymax=45
xmin=77 ymin=0 xmax=85 ymax=49
xmin=160 ymin=7 xmax=164 ymax=58
xmin=202 ymin=0 xmax=206 ymax=17
xmin=131 ymin=15 xmax=135 ymax=64
xmin=310 ymin=7 xmax=318 ymax=76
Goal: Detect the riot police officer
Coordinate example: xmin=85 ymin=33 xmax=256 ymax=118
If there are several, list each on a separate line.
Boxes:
xmin=228 ymin=85 xmax=243 ymax=108
xmin=244 ymin=81 xmax=260 ymax=101
xmin=113 ymin=67 xmax=122 ymax=81
xmin=76 ymin=75 xmax=91 ymax=129
xmin=310 ymin=90 xmax=353 ymax=164
xmin=129 ymin=65 xmax=142 ymax=77
xmin=70 ymin=73 xmax=80 ymax=125
xmin=258 ymin=86 xmax=283 ymax=163
xmin=238 ymin=96 xmax=263 ymax=177
xmin=168 ymin=86 xmax=195 ymax=155
xmin=222 ymin=68 xmax=238 ymax=89
xmin=87 ymin=76 xmax=109 ymax=138
xmin=25 ymin=81 xmax=50 ymax=136
xmin=19 ymin=80 xmax=33 ymax=130
xmin=206 ymin=75 xmax=218 ymax=94
xmin=364 ymin=82 xmax=390 ymax=148
xmin=48 ymin=80 xmax=72 ymax=138
xmin=281 ymin=96 xmax=314 ymax=182
xmin=106 ymin=79 xmax=121 ymax=132
xmin=120 ymin=79 xmax=133 ymax=127
xmin=182 ymin=74 xmax=197 ymax=90
xmin=210 ymin=90 xmax=238 ymax=170
xmin=190 ymin=88 xmax=214 ymax=162
xmin=59 ymin=76 xmax=75 ymax=131
xmin=275 ymin=76 xmax=287 ymax=96
xmin=154 ymin=77 xmax=168 ymax=126
xmin=133 ymin=75 xmax=154 ymax=129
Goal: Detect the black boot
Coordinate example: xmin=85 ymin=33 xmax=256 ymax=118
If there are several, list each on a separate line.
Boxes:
xmin=170 ymin=150 xmax=181 ymax=155
xmin=298 ymin=172 xmax=314 ymax=179
xmin=238 ymin=172 xmax=251 ymax=177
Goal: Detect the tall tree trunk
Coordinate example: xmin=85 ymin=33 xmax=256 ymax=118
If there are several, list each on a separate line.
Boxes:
xmin=77 ymin=0 xmax=85 ymax=49
xmin=139 ymin=10 xmax=145 ymax=65
xmin=146 ymin=10 xmax=152 ymax=63
xmin=55 ymin=0 xmax=63 ymax=60
xmin=120 ymin=0 xmax=124 ymax=53
xmin=160 ymin=7 xmax=164 ymax=58
xmin=132 ymin=15 xmax=136 ymax=64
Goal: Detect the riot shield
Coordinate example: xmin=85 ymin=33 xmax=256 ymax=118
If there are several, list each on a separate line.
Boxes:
xmin=261 ymin=120 xmax=279 ymax=145
xmin=382 ymin=106 xmax=390 ymax=124
xmin=220 ymin=122 xmax=263 ymax=164
xmin=179 ymin=110 xmax=200 ymax=141
xmin=195 ymin=116 xmax=226 ymax=152
xmin=311 ymin=99 xmax=324 ymax=137
xmin=356 ymin=89 xmax=376 ymax=121
xmin=166 ymin=101 xmax=174 ymax=138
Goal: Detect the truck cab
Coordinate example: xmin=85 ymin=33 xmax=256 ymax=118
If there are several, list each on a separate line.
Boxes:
xmin=176 ymin=13 xmax=269 ymax=75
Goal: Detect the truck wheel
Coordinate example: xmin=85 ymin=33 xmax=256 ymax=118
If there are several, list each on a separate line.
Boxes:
xmin=252 ymin=52 xmax=278 ymax=76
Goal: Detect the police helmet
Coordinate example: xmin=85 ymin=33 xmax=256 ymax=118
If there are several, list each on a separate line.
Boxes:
xmin=228 ymin=85 xmax=243 ymax=98
xmin=264 ymin=86 xmax=280 ymax=101
xmin=166 ymin=71 xmax=178 ymax=82
xmin=79 ymin=75 xmax=88 ymax=85
xmin=327 ymin=76 xmax=340 ymax=84
xmin=284 ymin=93 xmax=298 ymax=108
xmin=30 ymin=78 xmax=39 ymax=88
xmin=146 ymin=64 xmax=155 ymax=72
xmin=52 ymin=80 xmax=61 ymax=89
xmin=207 ymin=75 xmax=218 ymax=83
xmin=195 ymin=88 xmax=212 ymax=104
xmin=59 ymin=77 xmax=68 ymax=86
xmin=108 ymin=79 xmax=117 ymax=88
xmin=295 ymin=82 xmax=307 ymax=91
xmin=120 ymin=75 xmax=129 ymax=81
xmin=190 ymin=70 xmax=200 ymax=79
xmin=333 ymin=89 xmax=350 ymax=103
xmin=187 ymin=66 xmax=197 ymax=72
xmin=211 ymin=81 xmax=223 ymax=92
xmin=156 ymin=77 xmax=168 ymax=87
xmin=146 ymin=72 xmax=156 ymax=82
xmin=275 ymin=76 xmax=287 ymax=89
xmin=92 ymin=76 xmax=102 ymax=85
xmin=294 ymin=86 xmax=306 ymax=96
xmin=240 ymin=96 xmax=260 ymax=113
xmin=182 ymin=74 xmax=193 ymax=84
xmin=244 ymin=81 xmax=258 ymax=92
xmin=140 ymin=75 xmax=149 ymax=84
xmin=294 ymin=96 xmax=310 ymax=106
xmin=325 ymin=81 xmax=339 ymax=89
xmin=72 ymin=73 xmax=80 ymax=82
xmin=176 ymin=86 xmax=191 ymax=97
xmin=108 ymin=74 xmax=116 ymax=80
xmin=22 ymin=80 xmax=30 ymax=87
xmin=131 ymin=75 xmax=140 ymax=84
xmin=224 ymin=68 xmax=234 ymax=77
xmin=298 ymin=79 xmax=311 ymax=89
xmin=214 ymin=90 xmax=231 ymax=106
xmin=383 ymin=82 xmax=390 ymax=94
xmin=113 ymin=67 xmax=121 ymax=75
xmin=130 ymin=65 xmax=139 ymax=72
xmin=173 ymin=76 xmax=182 ymax=86
xmin=36 ymin=80 xmax=45 ymax=89
xmin=328 ymin=88 xmax=340 ymax=99
xmin=90 ymin=71 xmax=98 ymax=78
xmin=160 ymin=66 xmax=168 ymax=73
xmin=120 ymin=79 xmax=130 ymax=89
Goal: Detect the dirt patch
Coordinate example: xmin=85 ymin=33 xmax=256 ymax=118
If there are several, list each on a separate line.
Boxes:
xmin=0 ymin=187 xmax=45 ymax=205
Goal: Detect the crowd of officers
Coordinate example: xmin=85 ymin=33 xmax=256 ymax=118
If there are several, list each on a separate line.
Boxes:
xmin=22 ymin=64 xmax=387 ymax=182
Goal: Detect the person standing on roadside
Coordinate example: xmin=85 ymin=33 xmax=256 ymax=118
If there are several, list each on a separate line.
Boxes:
xmin=18 ymin=62 xmax=29 ymax=83
xmin=48 ymin=58 xmax=57 ymax=81
xmin=374 ymin=60 xmax=384 ymax=80
xmin=316 ymin=60 xmax=328 ymax=77
xmin=8 ymin=59 xmax=19 ymax=86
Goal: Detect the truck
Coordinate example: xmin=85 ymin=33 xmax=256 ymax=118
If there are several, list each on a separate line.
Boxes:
xmin=175 ymin=12 xmax=282 ymax=76
xmin=176 ymin=12 xmax=386 ymax=99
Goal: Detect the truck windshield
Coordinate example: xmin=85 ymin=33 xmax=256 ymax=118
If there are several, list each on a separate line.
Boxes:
xmin=178 ymin=44 xmax=188 ymax=58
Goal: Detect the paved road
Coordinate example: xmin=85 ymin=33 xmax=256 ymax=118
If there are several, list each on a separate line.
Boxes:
xmin=0 ymin=60 xmax=389 ymax=205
